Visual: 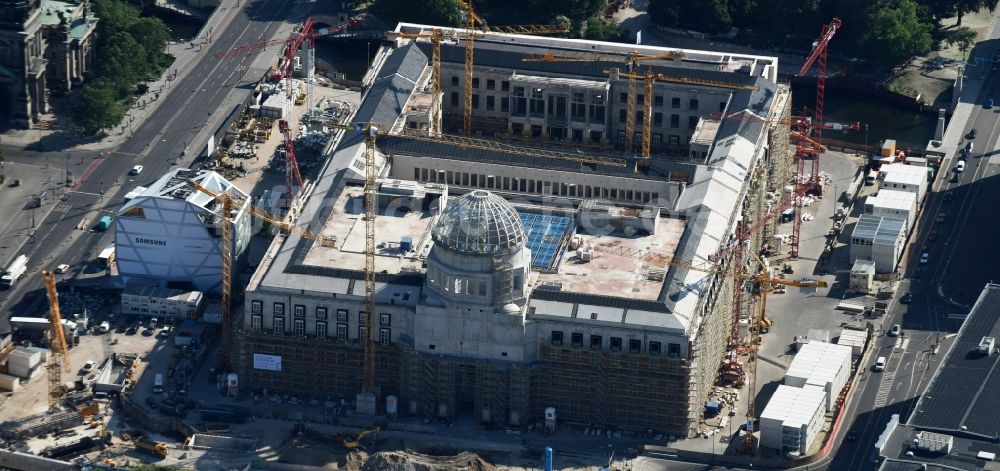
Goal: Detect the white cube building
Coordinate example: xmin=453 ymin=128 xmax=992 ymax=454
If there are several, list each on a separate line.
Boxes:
xmin=121 ymin=280 xmax=205 ymax=320
xmin=850 ymin=214 xmax=906 ymax=273
xmin=785 ymin=340 xmax=853 ymax=410
xmin=116 ymin=169 xmax=252 ymax=294
xmin=759 ymin=384 xmax=827 ymax=455
xmin=866 ymin=189 xmax=917 ymax=233
xmin=879 ymin=163 xmax=928 ymax=203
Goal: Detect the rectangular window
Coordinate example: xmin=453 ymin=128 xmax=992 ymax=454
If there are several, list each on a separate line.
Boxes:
xmin=251 ymin=300 xmax=262 ymax=314
xmin=610 ymin=337 xmax=622 ymax=352
xmin=472 ymin=77 xmax=480 ymax=89
xmin=551 ymin=331 xmax=564 ymax=346
xmin=513 ymin=87 xmax=527 ymax=116
xmin=629 ymin=339 xmax=641 ymax=353
xmin=273 ymin=302 xmax=285 ymax=316
xmin=359 ymin=311 xmax=368 ymax=325
xmin=336 ymin=309 xmax=348 ymax=322
xmin=654 ymin=95 xmax=663 ymax=107
xmin=501 ymin=80 xmax=510 ymax=91
xmin=450 ymin=92 xmax=459 ymax=107
xmin=293 ymin=319 xmax=305 ymax=336
xmin=486 ymin=95 xmax=495 ymax=111
xmin=571 ymin=92 xmax=586 ymax=121
xmin=316 ymin=321 xmax=327 ymax=338
xmin=529 ymin=88 xmax=544 ymax=116
xmin=501 ymin=97 xmax=509 ymax=113
xmin=359 ymin=325 xmax=367 ymax=342
xmin=316 ymin=307 xmax=328 ymax=320
xmin=668 ymin=343 xmax=681 ymax=357
xmin=572 ymin=129 xmax=584 ymax=142
xmin=670 ymin=114 xmax=679 ymax=128
xmin=649 ymin=341 xmax=662 ymax=355
xmin=380 ymin=313 xmax=391 ymax=326
xmin=619 ymin=92 xmax=628 ymax=104
xmin=688 ymin=116 xmax=699 ymax=129
xmin=451 ymin=76 xmax=459 ymax=86
xmin=336 ymin=323 xmax=348 ymax=340
xmin=618 ymin=109 xmax=627 ymax=123
xmin=589 ymin=94 xmax=605 ymax=124
xmin=273 ymin=316 xmax=285 ymax=333
xmin=379 ymin=328 xmax=391 ymax=345
xmin=617 ymin=130 xmax=626 ymax=142
xmin=251 ymin=314 xmax=262 ymax=332
xmin=590 ymin=335 xmax=603 ymax=349
xmin=571 ymin=333 xmax=583 ymax=347
xmin=653 ymin=112 xmax=663 ymax=126
xmin=487 ymin=79 xmax=495 ymax=90
xmin=293 ymin=304 xmax=305 ymax=318
xmin=671 ymin=97 xmax=681 ymax=108
xmin=472 ymin=94 xmax=479 ymax=109
xmin=689 ymin=99 xmax=699 ymax=111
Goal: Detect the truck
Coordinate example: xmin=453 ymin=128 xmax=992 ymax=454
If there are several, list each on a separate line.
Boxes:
xmin=1 ymin=254 xmax=29 ymax=288
xmin=97 ymin=244 xmax=116 ymax=268
xmin=96 ymin=215 xmax=113 ymax=231
xmin=153 ymin=373 xmax=164 ymax=394
xmin=134 ymin=438 xmax=167 ymax=458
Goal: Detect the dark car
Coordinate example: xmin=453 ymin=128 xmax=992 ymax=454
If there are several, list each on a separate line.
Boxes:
xmin=967 ymin=128 xmax=978 ymax=140
xmin=986 ymin=98 xmax=994 ymax=109
xmin=126 ymin=324 xmax=139 ymax=335
xmin=901 ymin=292 xmax=913 ymax=304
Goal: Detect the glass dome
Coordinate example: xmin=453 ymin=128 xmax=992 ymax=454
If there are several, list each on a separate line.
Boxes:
xmin=432 ymin=190 xmax=526 ymax=256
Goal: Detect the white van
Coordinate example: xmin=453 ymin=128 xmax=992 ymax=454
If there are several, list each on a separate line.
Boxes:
xmin=866 ymin=170 xmax=879 ymax=185
xmin=153 ymin=374 xmax=164 ymax=394
xmin=874 ymin=356 xmax=887 ymax=372
xmin=98 ymin=321 xmax=110 ymax=334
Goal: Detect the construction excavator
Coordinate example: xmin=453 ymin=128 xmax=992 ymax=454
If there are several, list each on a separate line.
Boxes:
xmin=338 ymin=427 xmax=379 ymax=451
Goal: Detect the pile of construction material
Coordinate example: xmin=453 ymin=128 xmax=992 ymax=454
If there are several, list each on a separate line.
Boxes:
xmin=361 ymin=451 xmax=496 ymax=471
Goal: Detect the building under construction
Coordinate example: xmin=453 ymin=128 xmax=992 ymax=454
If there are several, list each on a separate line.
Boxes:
xmin=234 ymin=24 xmax=793 ymax=437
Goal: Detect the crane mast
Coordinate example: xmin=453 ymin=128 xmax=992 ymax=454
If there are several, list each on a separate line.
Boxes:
xmin=41 ymin=270 xmax=71 ymax=412
xmin=363 ymin=127 xmax=378 ymax=395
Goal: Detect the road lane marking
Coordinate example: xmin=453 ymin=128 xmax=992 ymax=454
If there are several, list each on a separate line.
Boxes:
xmin=874 ymin=371 xmax=896 ymax=408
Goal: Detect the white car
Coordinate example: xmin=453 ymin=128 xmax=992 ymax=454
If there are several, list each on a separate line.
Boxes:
xmin=956 ymin=161 xmax=966 ymax=173
xmin=129 ymin=165 xmax=144 ymax=175
xmin=920 ymin=252 xmax=929 ymax=264
xmin=81 ymin=360 xmax=96 ymax=374
xmin=55 ymin=264 xmax=70 ymax=274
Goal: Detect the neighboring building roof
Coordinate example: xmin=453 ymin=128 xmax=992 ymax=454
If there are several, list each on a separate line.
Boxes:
xmin=909 ymin=283 xmax=1000 ymax=438
xmin=123 ymin=281 xmax=203 ymax=304
xmin=880 ymin=163 xmax=927 ymax=187
xmin=785 ymin=341 xmax=852 ymax=386
xmin=869 ymin=189 xmax=917 ymax=213
xmin=759 ymin=384 xmax=827 ymax=427
xmin=851 ymin=259 xmax=876 ymax=273
xmin=118 ymin=168 xmax=248 ymax=215
xmin=852 ymin=214 xmax=906 ymax=245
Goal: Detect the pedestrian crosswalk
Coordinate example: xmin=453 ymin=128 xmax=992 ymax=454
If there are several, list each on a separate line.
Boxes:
xmin=874 ymin=371 xmax=896 ymax=408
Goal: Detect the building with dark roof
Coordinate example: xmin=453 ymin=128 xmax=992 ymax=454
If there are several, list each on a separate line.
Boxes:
xmin=233 ymin=24 xmax=794 ymax=437
xmin=876 ymin=284 xmax=1000 ymax=470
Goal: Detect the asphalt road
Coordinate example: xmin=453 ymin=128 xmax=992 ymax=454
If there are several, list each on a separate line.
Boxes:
xmin=0 ymin=0 xmax=301 ymax=332
xmin=823 ymin=61 xmax=1000 ymax=471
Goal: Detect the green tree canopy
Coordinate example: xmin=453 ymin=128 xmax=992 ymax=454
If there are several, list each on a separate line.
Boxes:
xmin=859 ymin=0 xmax=933 ymax=65
xmin=96 ymin=32 xmax=148 ymax=95
xmin=72 ymin=81 xmax=121 ymax=135
xmin=129 ymin=17 xmax=171 ymax=69
xmin=944 ymin=25 xmax=978 ymax=57
xmin=372 ymin=0 xmax=463 ymax=27
xmin=648 ymin=0 xmax=732 ymax=34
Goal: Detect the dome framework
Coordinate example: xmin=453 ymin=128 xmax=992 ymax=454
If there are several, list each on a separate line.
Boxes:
xmin=431 ymin=190 xmax=526 ymax=256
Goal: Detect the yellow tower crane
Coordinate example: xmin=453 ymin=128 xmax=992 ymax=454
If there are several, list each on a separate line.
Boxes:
xmin=457 ymin=0 xmax=569 ymax=135
xmin=41 ymin=270 xmax=71 ymax=412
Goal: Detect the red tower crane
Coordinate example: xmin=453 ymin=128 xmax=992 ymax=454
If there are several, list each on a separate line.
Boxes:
xmin=794 ymin=17 xmax=841 ymax=258
xmin=278 ymin=119 xmax=304 ymax=203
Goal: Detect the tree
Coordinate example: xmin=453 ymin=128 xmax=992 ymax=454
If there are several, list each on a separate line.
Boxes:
xmin=585 ymin=16 xmax=626 ymax=42
xmin=72 ymin=82 xmax=121 ymax=135
xmin=95 ymin=32 xmax=148 ymax=95
xmin=129 ymin=17 xmax=171 ymax=70
xmin=944 ymin=26 xmax=978 ymax=58
xmin=647 ymin=0 xmax=682 ymax=28
xmin=859 ymin=0 xmax=933 ymax=65
xmin=372 ymin=0 xmax=462 ymax=27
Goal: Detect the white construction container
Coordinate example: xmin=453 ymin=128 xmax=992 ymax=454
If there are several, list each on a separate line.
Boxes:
xmin=785 ymin=341 xmax=852 ymax=410
xmin=0 ymin=373 xmax=20 ymax=391
xmin=837 ymin=329 xmax=866 ymax=357
xmin=758 ymin=384 xmax=827 ymax=454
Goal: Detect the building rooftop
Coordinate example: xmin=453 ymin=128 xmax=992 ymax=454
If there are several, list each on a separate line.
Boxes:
xmin=119 ymin=168 xmax=248 ymax=215
xmin=759 ymin=384 xmax=827 ymax=427
xmin=853 ymin=214 xmax=906 ymax=245
xmin=123 ymin=281 xmax=203 ymax=303
xmin=785 ymin=341 xmax=852 ymax=385
xmin=852 ymin=259 xmax=876 ymax=273
xmin=880 ymin=163 xmax=927 ymax=187
xmin=909 ymin=283 xmax=1000 ymax=438
xmin=869 ymin=189 xmax=917 ymax=213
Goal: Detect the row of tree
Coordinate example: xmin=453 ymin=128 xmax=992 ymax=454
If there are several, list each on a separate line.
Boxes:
xmin=72 ymin=0 xmax=172 ymax=135
xmin=371 ymin=0 xmax=627 ymax=41
xmin=648 ymin=0 xmax=996 ymax=66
